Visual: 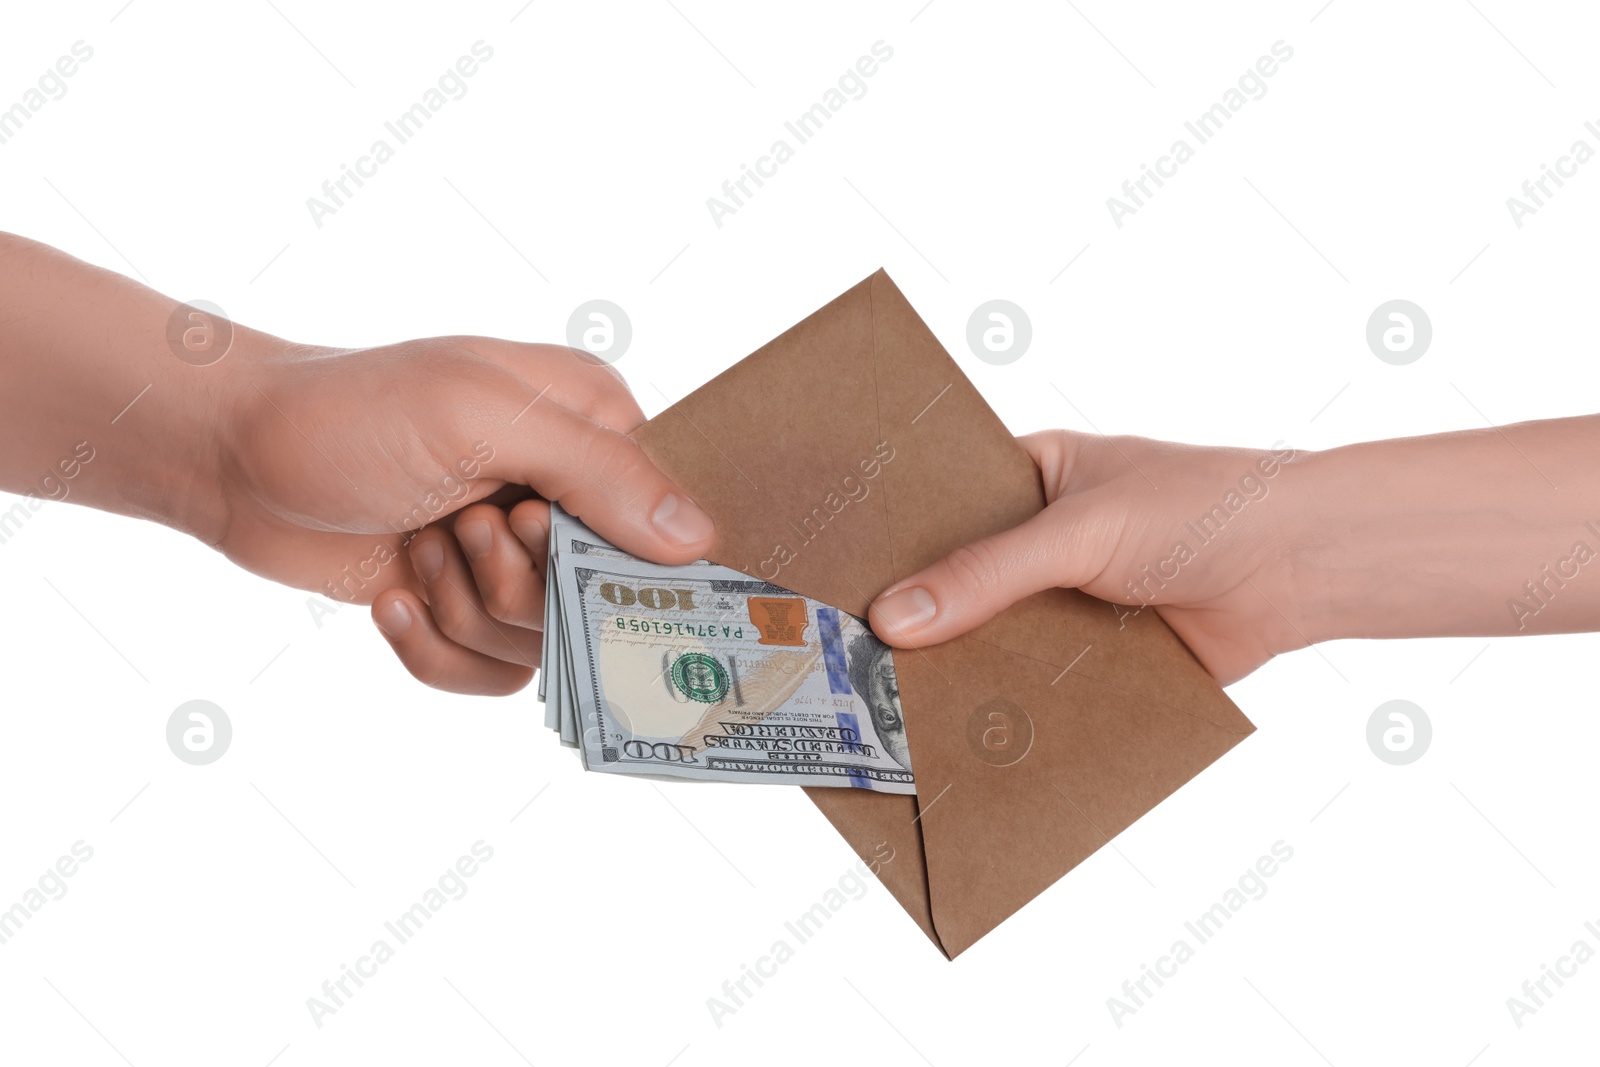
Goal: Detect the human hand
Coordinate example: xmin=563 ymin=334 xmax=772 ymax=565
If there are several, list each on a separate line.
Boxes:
xmin=12 ymin=233 xmax=1594 ymax=696
xmin=216 ymin=335 xmax=714 ymax=694
xmin=376 ymin=494 xmax=557 ymax=697
xmin=867 ymin=430 xmax=1308 ymax=685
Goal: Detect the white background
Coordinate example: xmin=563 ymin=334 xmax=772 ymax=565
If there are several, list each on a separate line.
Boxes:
xmin=2 ymin=1 xmax=1598 ymax=1064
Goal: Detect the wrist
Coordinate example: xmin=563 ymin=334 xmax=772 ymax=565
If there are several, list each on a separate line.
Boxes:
xmin=1268 ymin=445 xmax=1339 ymax=647
xmin=0 ymin=236 xmax=285 ymax=553
xmin=193 ymin=325 xmax=301 ymax=552
xmin=1275 ymin=439 xmax=1416 ymax=647
xmin=157 ymin=320 xmax=281 ymax=550
xmin=1223 ymin=441 xmax=1338 ymax=654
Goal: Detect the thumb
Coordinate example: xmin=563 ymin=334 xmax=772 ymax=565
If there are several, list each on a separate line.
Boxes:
xmin=478 ymin=400 xmax=716 ymax=564
xmin=867 ymin=497 xmax=1122 ymax=647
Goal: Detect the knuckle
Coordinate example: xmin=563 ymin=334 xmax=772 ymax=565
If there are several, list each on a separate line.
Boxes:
xmin=480 ymin=668 xmax=534 ymax=697
xmin=562 ymin=344 xmax=609 ymax=370
xmin=1035 ymin=427 xmax=1070 ymax=451
xmin=582 ymin=431 xmax=647 ymax=494
xmin=455 ymin=502 xmax=497 ymax=527
xmin=568 ymin=348 xmax=626 ymax=388
xmin=412 ymin=664 xmax=448 ymax=691
xmin=481 ymin=582 xmax=522 ymax=625
xmin=576 ymin=394 xmax=643 ymax=432
xmin=430 ymin=585 xmax=481 ymax=639
xmin=1045 ymin=429 xmax=1079 ymax=463
xmin=401 ymin=646 xmax=449 ymax=691
xmin=943 ymin=541 xmax=1003 ymax=599
xmin=1029 ymin=429 xmax=1076 ymax=491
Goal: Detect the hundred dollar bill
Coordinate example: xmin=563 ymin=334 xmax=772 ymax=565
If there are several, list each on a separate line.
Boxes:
xmin=546 ymin=507 xmax=724 ymax=747
xmin=547 ymin=509 xmax=915 ymax=794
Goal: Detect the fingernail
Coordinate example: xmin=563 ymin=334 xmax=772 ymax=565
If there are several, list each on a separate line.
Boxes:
xmin=457 ymin=519 xmax=493 ymax=560
xmin=651 ymin=494 xmax=715 ymax=547
xmin=412 ymin=538 xmax=444 ymax=581
xmin=375 ymin=599 xmax=412 ymax=638
xmin=873 ymin=586 xmax=937 ymax=636
xmin=510 ymin=512 xmax=548 ymax=549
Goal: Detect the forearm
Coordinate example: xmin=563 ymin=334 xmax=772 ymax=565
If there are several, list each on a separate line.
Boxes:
xmin=0 ymin=232 xmax=263 ymax=544
xmin=1290 ymin=415 xmax=1600 ymax=642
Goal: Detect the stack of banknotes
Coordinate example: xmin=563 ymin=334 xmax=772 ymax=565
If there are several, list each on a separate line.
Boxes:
xmin=539 ymin=506 xmax=916 ymax=794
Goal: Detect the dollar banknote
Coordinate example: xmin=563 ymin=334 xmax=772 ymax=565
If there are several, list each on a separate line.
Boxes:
xmin=541 ymin=507 xmax=915 ymax=794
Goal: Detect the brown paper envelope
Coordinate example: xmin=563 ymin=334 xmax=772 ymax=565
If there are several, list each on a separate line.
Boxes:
xmin=633 ymin=270 xmax=1255 ymax=958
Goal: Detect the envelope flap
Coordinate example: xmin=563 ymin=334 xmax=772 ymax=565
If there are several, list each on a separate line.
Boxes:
xmin=858 ymin=271 xmax=1253 ymax=737
xmin=858 ymin=271 xmax=1046 ymax=578
xmin=632 ymin=275 xmax=896 ymax=617
xmin=634 ymin=270 xmax=1256 ymax=958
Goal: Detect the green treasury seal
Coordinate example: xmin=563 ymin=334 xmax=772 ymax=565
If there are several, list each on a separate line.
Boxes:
xmin=670 ymin=651 xmax=730 ymax=703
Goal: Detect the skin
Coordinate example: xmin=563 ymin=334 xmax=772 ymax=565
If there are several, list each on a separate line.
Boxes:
xmin=869 ymin=425 xmax=1600 ymax=684
xmin=0 ymin=233 xmax=715 ymax=695
xmin=8 ymin=233 xmax=1600 ymax=694
xmin=431 ymin=421 xmax=1600 ymax=691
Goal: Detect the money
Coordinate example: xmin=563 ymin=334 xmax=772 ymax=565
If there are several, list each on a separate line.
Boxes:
xmin=539 ymin=506 xmax=915 ymax=794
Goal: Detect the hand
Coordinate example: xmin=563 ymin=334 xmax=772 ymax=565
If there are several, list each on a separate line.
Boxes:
xmin=216 ymin=334 xmax=714 ymax=694
xmin=382 ymin=495 xmax=556 ymax=696
xmin=867 ymin=430 xmax=1310 ymax=684
xmin=11 ymin=235 xmax=1595 ymax=696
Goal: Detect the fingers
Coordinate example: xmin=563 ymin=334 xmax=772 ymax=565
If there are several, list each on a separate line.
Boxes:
xmin=482 ymin=402 xmax=715 ymax=564
xmin=507 ymin=498 xmax=552 ymax=566
xmin=1019 ymin=428 xmax=1135 ymax=498
xmin=407 ymin=525 xmax=544 ymax=667
xmin=370 ymin=505 xmax=552 ymax=697
xmin=371 ymin=588 xmax=536 ymax=696
xmin=863 ymin=428 xmax=1151 ymax=647
xmin=867 ymin=495 xmax=1123 ymax=648
xmin=1018 ymin=429 xmax=1082 ymax=497
xmin=452 ymin=503 xmax=545 ymax=630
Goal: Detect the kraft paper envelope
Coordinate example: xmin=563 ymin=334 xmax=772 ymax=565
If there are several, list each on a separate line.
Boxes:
xmin=633 ymin=270 xmax=1255 ymax=958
